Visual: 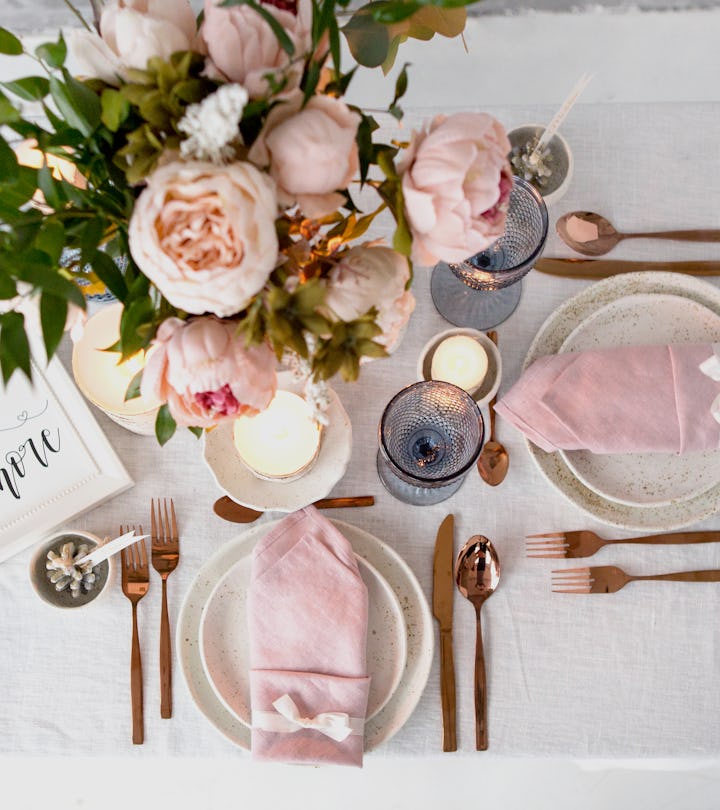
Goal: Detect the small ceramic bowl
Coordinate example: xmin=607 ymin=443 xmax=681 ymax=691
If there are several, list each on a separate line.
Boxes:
xmin=507 ymin=124 xmax=574 ymax=206
xmin=29 ymin=530 xmax=112 ymax=609
xmin=417 ymin=328 xmax=502 ymax=408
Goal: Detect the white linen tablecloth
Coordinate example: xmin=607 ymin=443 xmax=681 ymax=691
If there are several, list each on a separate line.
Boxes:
xmin=2 ymin=101 xmax=720 ymax=760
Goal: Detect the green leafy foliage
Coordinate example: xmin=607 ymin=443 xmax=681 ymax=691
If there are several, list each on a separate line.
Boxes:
xmin=155 ymin=404 xmax=177 ymax=446
xmin=0 ymin=27 xmax=23 ymax=56
xmin=312 ymin=309 xmax=387 ymax=382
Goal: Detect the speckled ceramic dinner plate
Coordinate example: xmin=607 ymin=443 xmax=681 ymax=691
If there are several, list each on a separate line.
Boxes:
xmin=525 ymin=272 xmax=720 ymax=530
xmin=557 ymin=293 xmax=720 ymax=507
xmin=199 ymin=548 xmax=408 ymax=727
xmin=177 ymin=519 xmax=433 ymax=752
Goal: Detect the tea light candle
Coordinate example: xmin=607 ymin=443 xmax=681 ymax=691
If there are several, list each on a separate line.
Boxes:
xmin=431 ymin=335 xmax=489 ymax=394
xmin=71 ymin=303 xmax=161 ymax=435
xmin=233 ymin=390 xmax=322 ymax=481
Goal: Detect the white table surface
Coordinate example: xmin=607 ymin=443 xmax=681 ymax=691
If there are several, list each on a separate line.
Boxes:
xmin=3 ymin=13 xmax=720 ymax=809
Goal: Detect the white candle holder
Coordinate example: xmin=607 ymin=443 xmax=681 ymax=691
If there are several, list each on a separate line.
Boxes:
xmin=417 ymin=328 xmax=502 ymax=409
xmin=203 ymin=372 xmax=352 ymax=513
xmin=71 ymin=303 xmax=161 ymax=435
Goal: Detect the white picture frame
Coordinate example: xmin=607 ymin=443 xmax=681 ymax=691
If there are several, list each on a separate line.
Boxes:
xmin=0 ymin=353 xmax=133 ymax=562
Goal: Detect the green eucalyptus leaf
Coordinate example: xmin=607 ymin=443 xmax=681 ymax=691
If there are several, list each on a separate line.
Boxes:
xmin=0 ymin=311 xmax=31 ymax=382
xmin=39 ymin=291 xmax=67 ymax=361
xmin=2 ymin=76 xmax=50 ymax=102
xmin=16 ymin=259 xmax=86 ymax=309
xmin=188 ymin=426 xmax=203 ymax=439
xmin=155 ymin=403 xmax=177 ymax=445
xmin=35 ymin=35 xmax=67 ymax=68
xmin=91 ymin=250 xmax=128 ymax=302
xmin=35 ymin=221 xmax=65 ymax=263
xmin=0 ymin=136 xmax=19 ymax=184
xmin=37 ymin=163 xmax=67 ymax=210
xmin=124 ymin=368 xmax=143 ymax=402
xmin=0 ymin=92 xmax=19 ymax=124
xmin=49 ymin=71 xmax=101 ymax=137
xmin=370 ymin=1 xmax=421 ymax=24
xmin=342 ymin=9 xmax=390 ymax=68
xmin=0 ymin=28 xmax=23 ymax=56
xmin=119 ymin=295 xmax=155 ymax=357
xmin=0 ymin=267 xmax=17 ymax=299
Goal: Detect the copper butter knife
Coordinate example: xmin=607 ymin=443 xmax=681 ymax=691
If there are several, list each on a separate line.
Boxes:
xmin=432 ymin=513 xmax=457 ymax=752
xmin=535 ymin=258 xmax=720 ymax=279
xmin=213 ymin=495 xmax=374 ymax=523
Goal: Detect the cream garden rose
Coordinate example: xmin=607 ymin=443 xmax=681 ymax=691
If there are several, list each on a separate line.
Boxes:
xmin=141 ymin=316 xmax=277 ymax=428
xmin=201 ymin=0 xmax=313 ymax=98
xmin=398 ymin=112 xmax=513 ymax=266
xmin=324 ymin=244 xmax=415 ymax=353
xmin=248 ymin=90 xmax=361 ymax=219
xmin=128 ymin=160 xmax=279 ymax=317
xmin=68 ymin=0 xmax=199 ymax=86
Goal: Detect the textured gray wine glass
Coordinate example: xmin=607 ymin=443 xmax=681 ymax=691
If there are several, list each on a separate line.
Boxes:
xmin=377 ymin=380 xmax=484 ymax=506
xmin=430 ymin=176 xmax=549 ymax=330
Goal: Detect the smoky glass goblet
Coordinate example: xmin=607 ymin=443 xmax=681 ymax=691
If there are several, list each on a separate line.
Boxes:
xmin=377 ymin=380 xmax=484 ymax=506
xmin=430 ymin=176 xmax=548 ymax=330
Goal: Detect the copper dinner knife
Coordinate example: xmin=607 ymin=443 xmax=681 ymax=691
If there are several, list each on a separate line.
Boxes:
xmin=535 ymin=257 xmax=720 ymax=279
xmin=432 ymin=513 xmax=457 ymax=752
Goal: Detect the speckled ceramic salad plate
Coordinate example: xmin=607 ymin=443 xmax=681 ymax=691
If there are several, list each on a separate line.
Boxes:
xmin=177 ymin=519 xmax=433 ymax=751
xmin=525 ymin=272 xmax=720 ymax=530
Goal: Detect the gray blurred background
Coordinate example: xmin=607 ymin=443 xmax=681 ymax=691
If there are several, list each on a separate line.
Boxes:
xmin=1 ymin=0 xmax=718 ymax=35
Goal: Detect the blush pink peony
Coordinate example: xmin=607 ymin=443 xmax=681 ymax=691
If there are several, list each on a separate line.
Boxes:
xmin=68 ymin=0 xmax=199 ymax=86
xmin=398 ymin=112 xmax=513 ymax=266
xmin=128 ymin=160 xmax=279 ymax=318
xmin=141 ymin=316 xmax=277 ymax=427
xmin=248 ymin=90 xmax=360 ymax=219
xmin=324 ymin=244 xmax=415 ymax=353
xmin=201 ymin=0 xmax=312 ymax=97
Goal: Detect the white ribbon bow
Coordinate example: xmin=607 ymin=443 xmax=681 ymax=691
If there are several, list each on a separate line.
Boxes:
xmin=252 ymin=694 xmax=364 ymax=743
xmin=699 ymin=344 xmax=720 ymax=426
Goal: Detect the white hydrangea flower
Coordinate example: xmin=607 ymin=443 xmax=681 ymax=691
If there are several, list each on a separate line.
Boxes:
xmin=178 ymin=84 xmax=249 ymax=164
xmin=285 ymin=338 xmax=332 ymax=426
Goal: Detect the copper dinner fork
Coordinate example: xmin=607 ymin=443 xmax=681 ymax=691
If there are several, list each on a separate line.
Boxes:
xmin=120 ymin=527 xmax=149 ymax=744
xmin=552 ymin=565 xmax=720 ymax=594
xmin=526 ymin=529 xmax=720 ymax=559
xmin=151 ymin=498 xmax=180 ymax=719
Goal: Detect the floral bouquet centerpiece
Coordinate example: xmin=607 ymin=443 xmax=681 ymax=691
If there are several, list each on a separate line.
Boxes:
xmin=0 ymin=0 xmax=512 ymax=443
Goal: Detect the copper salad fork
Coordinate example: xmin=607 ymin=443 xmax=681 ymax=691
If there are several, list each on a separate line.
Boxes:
xmin=150 ymin=498 xmax=180 ymax=719
xmin=552 ymin=565 xmax=720 ymax=594
xmin=526 ymin=529 xmax=720 ymax=559
xmin=120 ymin=527 xmax=149 ymax=744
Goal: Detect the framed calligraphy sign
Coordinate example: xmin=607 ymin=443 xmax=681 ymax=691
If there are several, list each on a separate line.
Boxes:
xmin=0 ymin=355 xmax=132 ymax=562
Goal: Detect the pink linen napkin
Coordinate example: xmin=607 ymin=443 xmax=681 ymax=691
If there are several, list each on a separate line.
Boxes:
xmin=494 ymin=343 xmax=720 ymax=454
xmin=248 ymin=506 xmax=371 ymax=767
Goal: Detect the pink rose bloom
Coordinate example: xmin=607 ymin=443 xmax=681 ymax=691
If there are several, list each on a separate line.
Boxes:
xmin=68 ymin=0 xmax=199 ymax=86
xmin=248 ymin=90 xmax=360 ymax=219
xmin=201 ymin=0 xmax=312 ymax=97
xmin=129 ymin=160 xmax=279 ymax=318
xmin=398 ymin=113 xmax=513 ymax=266
xmin=141 ymin=316 xmax=277 ymax=427
xmin=324 ymin=245 xmax=415 ymax=353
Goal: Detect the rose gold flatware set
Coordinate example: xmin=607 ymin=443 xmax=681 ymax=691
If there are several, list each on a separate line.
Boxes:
xmin=433 ymin=515 xmax=501 ymax=751
xmin=527 ymin=528 xmax=720 ymax=595
xmin=119 ymin=499 xmax=180 ymax=743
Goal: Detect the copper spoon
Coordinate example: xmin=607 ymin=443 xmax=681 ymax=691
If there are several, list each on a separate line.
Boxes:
xmin=455 ymin=536 xmax=500 ymax=751
xmin=556 ymin=211 xmax=720 ymax=257
xmin=213 ymin=495 xmax=375 ymax=523
xmin=477 ymin=331 xmax=508 ymax=486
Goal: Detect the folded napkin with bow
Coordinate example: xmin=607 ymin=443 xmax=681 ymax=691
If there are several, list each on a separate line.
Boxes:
xmin=248 ymin=506 xmax=370 ymax=767
xmin=495 ymin=343 xmax=720 ymax=454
